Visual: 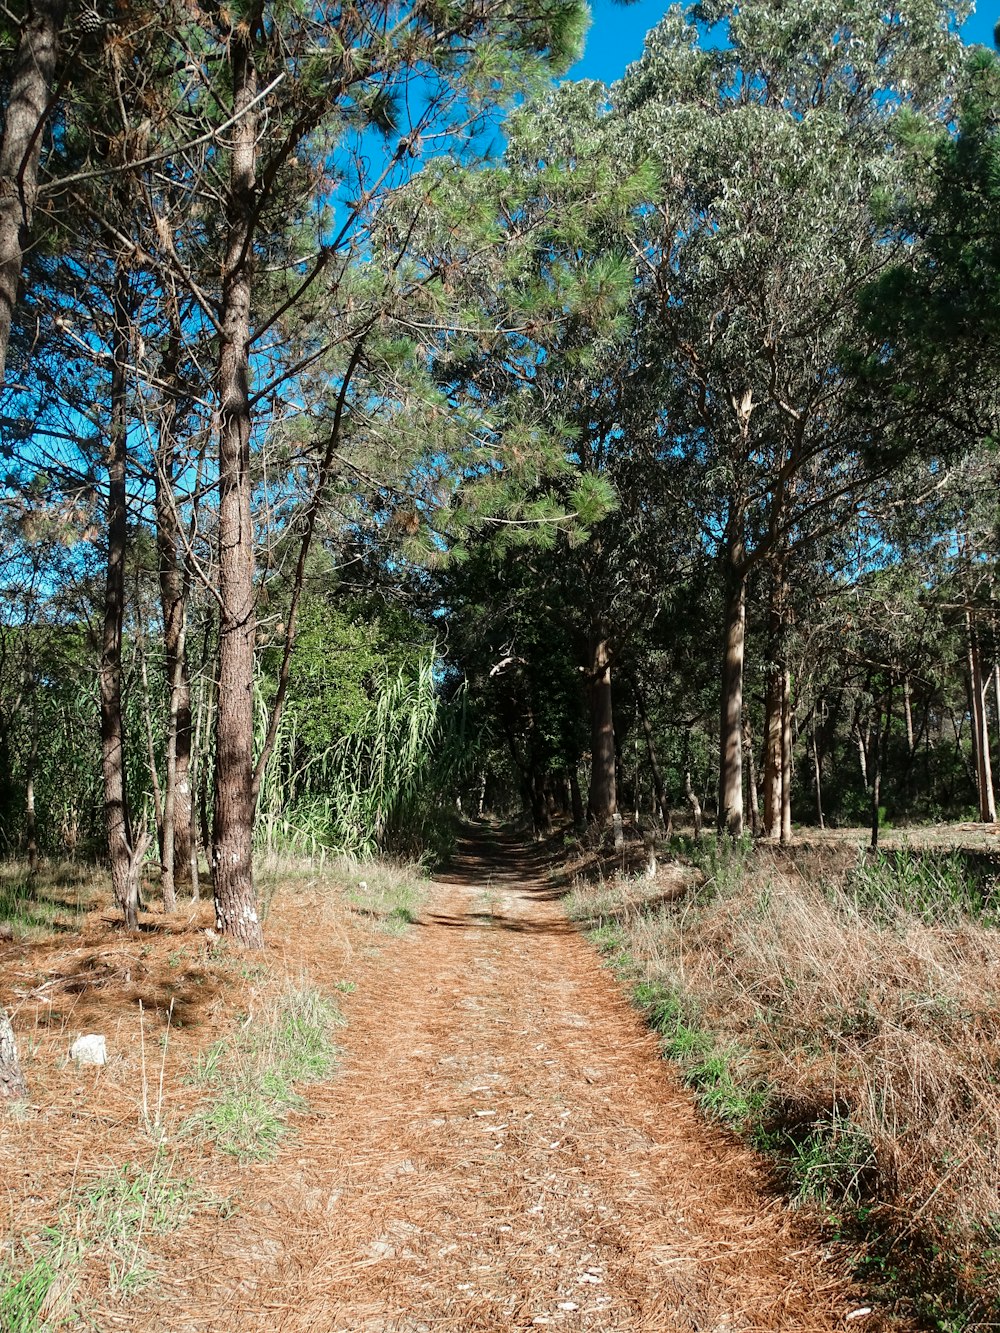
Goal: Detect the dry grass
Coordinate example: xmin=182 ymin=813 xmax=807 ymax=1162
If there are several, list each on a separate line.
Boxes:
xmin=565 ymin=831 xmax=1000 ymax=1331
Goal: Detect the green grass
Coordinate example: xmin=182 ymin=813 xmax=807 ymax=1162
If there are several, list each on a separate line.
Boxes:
xmin=187 ymin=983 xmax=342 ymax=1161
xmin=346 ymin=871 xmax=422 ymax=934
xmin=0 ymin=880 xmax=89 ymax=941
xmin=0 ymin=1251 xmax=67 ymax=1333
xmin=79 ymin=1158 xmax=198 ymax=1297
xmin=0 ymin=1153 xmax=203 ymax=1326
xmin=843 ymin=846 xmax=996 ymax=927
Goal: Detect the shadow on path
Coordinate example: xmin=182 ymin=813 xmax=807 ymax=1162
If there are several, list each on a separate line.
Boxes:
xmin=430 ymin=820 xmax=576 ymax=936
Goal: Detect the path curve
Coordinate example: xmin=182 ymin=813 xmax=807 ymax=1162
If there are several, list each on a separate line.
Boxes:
xmin=132 ymin=826 xmax=890 ymax=1333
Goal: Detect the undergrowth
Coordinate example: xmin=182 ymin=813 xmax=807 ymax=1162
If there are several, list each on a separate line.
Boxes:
xmin=187 ymin=981 xmax=342 ymax=1161
xmin=0 ymin=863 xmax=97 ymax=942
xmin=568 ymin=840 xmax=1000 ymax=1331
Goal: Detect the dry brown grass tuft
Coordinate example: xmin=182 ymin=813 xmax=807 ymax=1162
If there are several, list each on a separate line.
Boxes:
xmin=566 ymin=831 xmax=1000 ymax=1329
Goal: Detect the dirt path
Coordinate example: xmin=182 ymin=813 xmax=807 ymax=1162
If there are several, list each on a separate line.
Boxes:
xmin=132 ymin=828 xmax=887 ymax=1333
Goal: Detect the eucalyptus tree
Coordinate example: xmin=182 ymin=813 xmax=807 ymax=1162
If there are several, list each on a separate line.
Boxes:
xmin=613 ymin=0 xmax=968 ymax=836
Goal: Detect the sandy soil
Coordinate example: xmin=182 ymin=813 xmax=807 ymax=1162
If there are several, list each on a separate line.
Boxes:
xmin=117 ymin=826 xmax=894 ymax=1333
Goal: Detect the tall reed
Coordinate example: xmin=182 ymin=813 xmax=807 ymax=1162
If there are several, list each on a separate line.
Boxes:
xmin=255 ymin=656 xmax=464 ymax=862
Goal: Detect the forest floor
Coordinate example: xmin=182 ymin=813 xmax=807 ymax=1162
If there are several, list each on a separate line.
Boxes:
xmin=0 ymin=825 xmax=910 ymax=1333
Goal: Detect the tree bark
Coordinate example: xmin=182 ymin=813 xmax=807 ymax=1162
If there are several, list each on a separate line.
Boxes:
xmin=569 ymin=765 xmax=585 ymax=829
xmin=811 ymin=724 xmax=824 ymax=830
xmin=99 ymin=267 xmax=140 ymax=929
xmin=213 ymin=29 xmax=264 ymax=947
xmin=155 ymin=317 xmax=194 ymax=891
xmin=586 ymin=625 xmax=617 ymax=824
xmin=869 ymin=688 xmax=893 ymax=852
xmin=25 ymin=773 xmax=37 ymax=875
xmin=869 ymin=701 xmax=882 ymax=852
xmin=903 ymin=676 xmax=915 ymax=756
xmin=0 ymin=0 xmax=64 ymax=385
xmin=717 ymin=543 xmax=746 ymax=837
xmin=744 ymin=714 xmax=761 ymax=837
xmin=684 ymin=769 xmax=702 ymax=839
xmin=966 ymin=611 xmax=996 ymax=823
xmin=0 ymin=1005 xmax=27 ymax=1100
xmin=762 ymin=613 xmax=782 ymax=840
xmin=762 ymin=568 xmax=791 ymax=840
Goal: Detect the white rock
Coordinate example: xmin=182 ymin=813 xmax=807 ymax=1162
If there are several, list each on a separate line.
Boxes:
xmin=71 ymin=1034 xmax=107 ymax=1066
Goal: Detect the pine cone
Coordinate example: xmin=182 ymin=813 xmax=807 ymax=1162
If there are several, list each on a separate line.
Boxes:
xmin=77 ymin=7 xmax=103 ymax=34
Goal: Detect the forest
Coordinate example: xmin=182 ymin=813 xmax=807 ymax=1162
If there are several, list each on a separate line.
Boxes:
xmin=0 ymin=0 xmax=997 ymax=929
xmin=1 ymin=0 xmax=1000 ymax=1325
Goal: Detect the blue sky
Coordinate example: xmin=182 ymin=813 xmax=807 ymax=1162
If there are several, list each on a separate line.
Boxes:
xmin=570 ymin=1 xmax=998 ymax=84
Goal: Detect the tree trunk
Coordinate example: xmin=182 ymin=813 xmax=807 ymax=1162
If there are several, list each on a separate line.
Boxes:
xmin=743 ymin=714 xmax=761 ymax=837
xmin=966 ymin=611 xmax=996 ymax=823
xmin=569 ymin=764 xmax=585 ymax=829
xmin=155 ymin=324 xmax=194 ymax=890
xmin=99 ymin=268 xmax=140 ymax=930
xmin=586 ymin=625 xmax=617 ymax=824
xmin=25 ymin=774 xmax=37 ymax=876
xmin=684 ymin=769 xmax=702 ymax=839
xmin=213 ymin=32 xmax=264 ymax=947
xmin=0 ymin=0 xmax=64 ymax=385
xmin=762 ymin=568 xmax=791 ymax=840
xmin=0 ymin=1005 xmax=27 ymax=1100
xmin=869 ymin=702 xmax=882 ymax=852
xmin=869 ymin=689 xmax=893 ymax=852
xmin=762 ymin=612 xmax=782 ymax=840
xmin=811 ymin=726 xmax=824 ymax=830
xmin=903 ymin=676 xmax=915 ymax=756
xmin=25 ymin=711 xmax=37 ymax=876
xmin=717 ymin=546 xmax=746 ymax=837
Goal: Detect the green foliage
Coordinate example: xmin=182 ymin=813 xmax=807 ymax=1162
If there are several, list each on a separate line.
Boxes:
xmin=257 ymin=653 xmax=464 ymax=865
xmin=0 ymin=1153 xmax=202 ymax=1325
xmin=0 ymin=1252 xmax=64 ymax=1333
xmin=843 ymin=847 xmax=997 ymax=926
xmin=680 ymin=834 xmax=756 ymax=901
xmin=858 ymin=48 xmax=1000 ymax=445
xmin=768 ymin=1117 xmax=877 ymax=1209
xmin=80 ymin=1160 xmax=197 ymax=1296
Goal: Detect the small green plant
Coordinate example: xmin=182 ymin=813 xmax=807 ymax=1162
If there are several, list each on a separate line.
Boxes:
xmin=0 ymin=1155 xmax=201 ymax=1325
xmin=346 ymin=871 xmax=423 ymax=934
xmin=0 ymin=1251 xmax=67 ymax=1333
xmin=684 ymin=834 xmax=756 ymax=901
xmin=187 ymin=983 xmax=341 ymax=1161
xmin=777 ymin=1116 xmax=876 ymax=1208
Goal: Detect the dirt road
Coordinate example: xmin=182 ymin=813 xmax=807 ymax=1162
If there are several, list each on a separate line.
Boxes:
xmin=132 ymin=828 xmax=886 ymax=1332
